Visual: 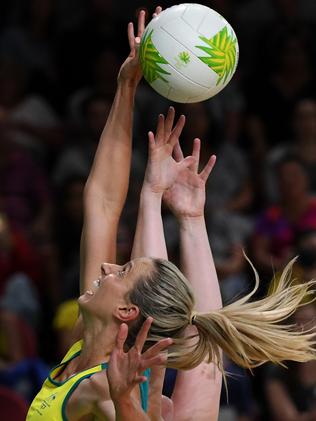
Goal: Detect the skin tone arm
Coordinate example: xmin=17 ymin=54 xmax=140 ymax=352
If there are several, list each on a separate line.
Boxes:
xmin=79 ymin=11 xmax=146 ymax=296
xmin=163 ymin=140 xmax=222 ymax=421
xmin=130 ymin=107 xmax=195 ymax=421
xmin=131 ymin=107 xmax=194 ymax=260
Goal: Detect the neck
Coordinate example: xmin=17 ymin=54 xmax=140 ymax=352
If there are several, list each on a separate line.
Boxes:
xmin=75 ymin=315 xmax=119 ymax=372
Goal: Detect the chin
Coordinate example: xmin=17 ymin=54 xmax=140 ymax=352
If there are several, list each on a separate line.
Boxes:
xmin=77 ymin=291 xmax=93 ymax=307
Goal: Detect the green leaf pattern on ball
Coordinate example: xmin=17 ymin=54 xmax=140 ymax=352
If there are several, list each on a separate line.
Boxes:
xmin=140 ymin=29 xmax=171 ymax=84
xmin=196 ymin=26 xmax=237 ymax=85
xmin=179 ymin=51 xmax=190 ymax=64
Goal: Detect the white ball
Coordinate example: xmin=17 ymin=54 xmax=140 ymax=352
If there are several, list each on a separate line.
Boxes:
xmin=139 ymin=3 xmax=239 ymax=103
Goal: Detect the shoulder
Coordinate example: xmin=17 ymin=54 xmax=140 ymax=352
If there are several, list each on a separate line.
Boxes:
xmin=65 ymin=370 xmax=115 ymax=420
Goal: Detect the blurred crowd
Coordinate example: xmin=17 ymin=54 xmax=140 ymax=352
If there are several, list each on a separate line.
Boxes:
xmin=0 ymin=0 xmax=316 ymax=419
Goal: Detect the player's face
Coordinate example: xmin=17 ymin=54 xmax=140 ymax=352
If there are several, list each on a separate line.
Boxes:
xmin=78 ymin=257 xmax=154 ymax=321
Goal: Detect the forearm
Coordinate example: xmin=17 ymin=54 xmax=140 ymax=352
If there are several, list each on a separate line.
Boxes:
xmin=85 ymin=80 xmax=136 ymax=212
xmin=131 ymin=187 xmax=167 ymax=260
xmin=79 ymin=81 xmax=136 ymax=291
xmin=179 ymin=216 xmax=222 ymax=311
xmin=172 ymin=215 xmax=222 ymax=420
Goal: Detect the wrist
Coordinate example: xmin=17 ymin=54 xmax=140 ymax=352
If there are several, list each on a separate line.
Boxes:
xmin=117 ymin=78 xmax=138 ymax=93
xmin=113 ymin=392 xmax=134 ymax=407
xmin=179 ymin=215 xmax=205 ymax=228
xmin=141 ymin=185 xmax=163 ymax=201
xmin=114 ymin=394 xmax=148 ymax=420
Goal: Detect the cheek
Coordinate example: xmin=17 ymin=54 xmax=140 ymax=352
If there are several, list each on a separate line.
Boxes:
xmin=97 ymin=281 xmax=127 ymax=303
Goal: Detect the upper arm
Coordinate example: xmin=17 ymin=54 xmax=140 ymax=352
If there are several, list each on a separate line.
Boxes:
xmin=72 ymin=190 xmax=120 ymax=342
xmin=80 ymin=186 xmax=120 ymax=295
xmin=171 ymin=363 xmax=222 ymax=421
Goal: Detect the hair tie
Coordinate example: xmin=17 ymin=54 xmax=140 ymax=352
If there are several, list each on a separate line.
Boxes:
xmin=189 ymin=311 xmax=198 ymax=325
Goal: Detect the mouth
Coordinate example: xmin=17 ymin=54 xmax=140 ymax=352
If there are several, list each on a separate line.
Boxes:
xmin=93 ymin=278 xmax=101 ymax=289
xmin=85 ymin=290 xmax=94 ymax=296
xmin=85 ymin=278 xmax=101 ymax=296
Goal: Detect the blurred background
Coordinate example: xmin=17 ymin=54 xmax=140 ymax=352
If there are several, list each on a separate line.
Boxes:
xmin=0 ymin=0 xmax=316 ymax=419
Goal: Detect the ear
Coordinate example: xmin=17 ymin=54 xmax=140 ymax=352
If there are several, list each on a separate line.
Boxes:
xmin=114 ymin=304 xmax=140 ymax=322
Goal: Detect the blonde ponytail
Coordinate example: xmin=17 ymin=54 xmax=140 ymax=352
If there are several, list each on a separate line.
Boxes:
xmin=168 ymin=258 xmax=316 ymax=373
xmin=128 ymin=258 xmax=316 ymax=375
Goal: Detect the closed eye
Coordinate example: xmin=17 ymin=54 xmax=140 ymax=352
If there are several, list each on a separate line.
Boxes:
xmin=117 ymin=270 xmax=125 ymax=278
xmin=117 ymin=262 xmax=132 ymax=278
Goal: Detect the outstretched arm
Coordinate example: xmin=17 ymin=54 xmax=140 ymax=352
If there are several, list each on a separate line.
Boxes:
xmin=163 ymin=139 xmax=222 ymax=421
xmin=80 ymin=11 xmax=145 ymax=295
xmin=131 ymin=107 xmax=195 ymax=420
xmin=131 ymin=107 xmax=195 ymax=260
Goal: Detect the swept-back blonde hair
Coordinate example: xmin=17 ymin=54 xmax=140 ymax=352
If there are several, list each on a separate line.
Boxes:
xmin=126 ymin=257 xmax=316 ymax=375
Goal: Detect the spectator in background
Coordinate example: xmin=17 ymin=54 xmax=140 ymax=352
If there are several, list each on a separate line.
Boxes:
xmin=67 ymin=49 xmax=120 ymax=123
xmin=265 ymin=98 xmax=316 ymax=202
xmin=0 ymin=132 xmax=52 ymax=241
xmin=0 ymin=212 xmax=42 ymax=396
xmin=53 ymin=93 xmax=111 ymax=185
xmin=245 ymin=30 xmax=316 ymax=162
xmin=264 ymin=303 xmax=316 ymax=420
xmin=0 ymin=133 xmax=59 ymax=310
xmin=54 ymin=176 xmax=85 ymax=301
xmin=0 ymin=0 xmax=59 ymax=103
xmin=296 ymin=230 xmax=316 ymax=282
xmin=0 ymin=213 xmax=40 ymax=324
xmin=57 ymin=0 xmax=124 ymax=98
xmin=0 ymin=57 xmax=63 ymax=163
xmin=252 ymin=155 xmax=316 ymax=286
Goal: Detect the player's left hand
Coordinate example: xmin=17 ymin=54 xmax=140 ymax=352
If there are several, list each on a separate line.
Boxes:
xmin=118 ymin=7 xmax=162 ymax=87
xmin=163 ymin=139 xmax=216 ymax=218
xmin=144 ymin=107 xmax=196 ymax=194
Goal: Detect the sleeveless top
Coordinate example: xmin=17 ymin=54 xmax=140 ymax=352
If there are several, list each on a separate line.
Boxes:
xmin=26 ymin=340 xmax=150 ymax=420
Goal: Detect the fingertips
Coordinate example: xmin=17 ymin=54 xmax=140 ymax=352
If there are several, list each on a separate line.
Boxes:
xmin=127 ymin=22 xmax=135 ymax=49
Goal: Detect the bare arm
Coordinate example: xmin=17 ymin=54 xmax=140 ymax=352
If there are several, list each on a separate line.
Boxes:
xmin=131 ymin=107 xmax=195 ymax=421
xmin=80 ymin=11 xmax=145 ymax=295
xmin=131 ymin=108 xmax=195 ymax=262
xmin=164 ymin=140 xmax=222 ymax=421
xmin=131 ymin=107 xmax=182 ymax=261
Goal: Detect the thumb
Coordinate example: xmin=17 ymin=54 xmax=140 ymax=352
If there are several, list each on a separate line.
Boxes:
xmin=178 ymin=156 xmax=196 ymax=169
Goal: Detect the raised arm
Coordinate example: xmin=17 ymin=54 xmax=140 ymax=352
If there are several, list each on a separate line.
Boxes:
xmin=131 ymin=107 xmax=195 ymax=421
xmin=163 ymin=139 xmax=222 ymax=421
xmin=131 ymin=107 xmax=195 ymax=260
xmin=80 ymin=11 xmax=145 ymax=295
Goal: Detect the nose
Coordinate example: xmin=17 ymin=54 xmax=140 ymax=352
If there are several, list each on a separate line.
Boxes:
xmin=101 ymin=262 xmax=121 ymax=276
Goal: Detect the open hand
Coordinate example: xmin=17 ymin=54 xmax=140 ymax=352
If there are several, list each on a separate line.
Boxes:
xmin=107 ymin=317 xmax=172 ymax=402
xmin=118 ymin=7 xmax=162 ymax=87
xmin=144 ymin=107 xmax=196 ymax=194
xmin=163 ymin=139 xmax=216 ymax=218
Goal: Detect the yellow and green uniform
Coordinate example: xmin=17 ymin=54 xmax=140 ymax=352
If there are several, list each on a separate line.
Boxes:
xmin=26 ymin=340 xmax=150 ymax=420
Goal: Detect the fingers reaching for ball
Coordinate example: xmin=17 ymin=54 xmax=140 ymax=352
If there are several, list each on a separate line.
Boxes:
xmin=153 ymin=6 xmax=163 ymax=18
